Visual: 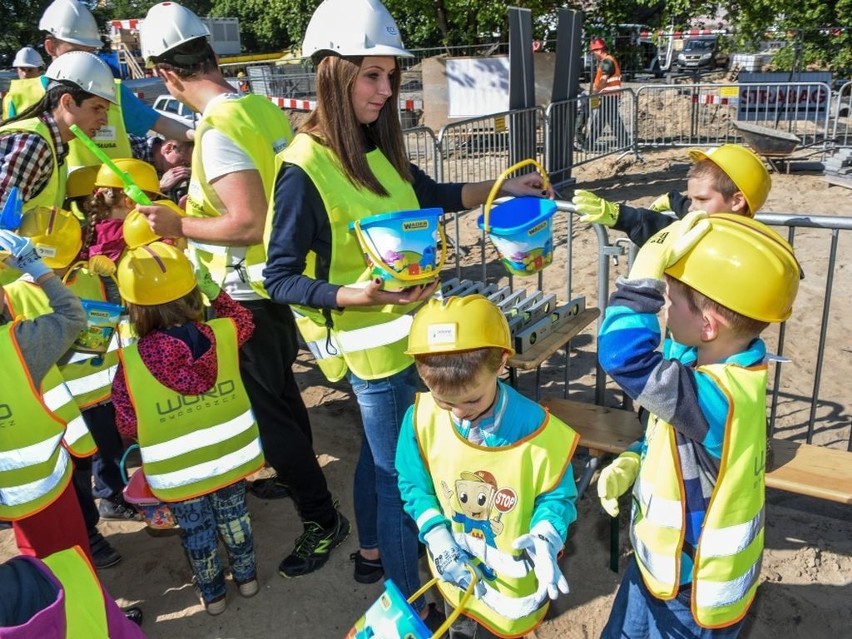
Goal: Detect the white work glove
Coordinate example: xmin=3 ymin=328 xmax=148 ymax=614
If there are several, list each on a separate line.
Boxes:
xmin=0 ymin=230 xmax=51 ymax=279
xmin=628 ymin=210 xmax=711 ymax=280
xmin=423 ymin=526 xmax=485 ymax=598
xmin=512 ymin=521 xmax=569 ymax=600
xmin=597 ymin=451 xmax=640 ymax=517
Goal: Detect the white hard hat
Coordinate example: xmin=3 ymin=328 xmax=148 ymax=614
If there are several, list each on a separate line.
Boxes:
xmin=45 ymin=51 xmax=117 ymax=103
xmin=303 ymin=0 xmax=412 ymax=61
xmin=139 ymin=2 xmax=210 ymax=63
xmin=13 ymin=47 xmax=45 ymax=69
xmin=39 ymin=0 xmax=102 ymax=49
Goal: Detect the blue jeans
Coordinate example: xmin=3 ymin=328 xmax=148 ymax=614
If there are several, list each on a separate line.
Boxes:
xmin=601 ymin=558 xmax=746 ymax=639
xmin=348 ymin=365 xmax=424 ymax=611
xmin=169 ymin=480 xmax=255 ymax=603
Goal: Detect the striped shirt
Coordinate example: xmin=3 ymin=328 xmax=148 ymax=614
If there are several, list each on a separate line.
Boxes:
xmin=0 ymin=113 xmax=67 ymax=209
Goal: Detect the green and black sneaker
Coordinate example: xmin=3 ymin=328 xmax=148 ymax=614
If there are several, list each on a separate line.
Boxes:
xmin=278 ymin=510 xmax=350 ymax=578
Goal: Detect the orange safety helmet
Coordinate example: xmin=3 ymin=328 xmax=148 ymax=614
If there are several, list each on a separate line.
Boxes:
xmin=590 ymin=37 xmax=607 ymax=51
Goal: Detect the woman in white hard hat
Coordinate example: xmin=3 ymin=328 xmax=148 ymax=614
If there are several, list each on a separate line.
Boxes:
xmin=263 ymin=0 xmax=552 ymax=629
xmin=0 ymin=51 xmax=117 ymax=214
xmin=12 ymin=47 xmax=46 ymax=79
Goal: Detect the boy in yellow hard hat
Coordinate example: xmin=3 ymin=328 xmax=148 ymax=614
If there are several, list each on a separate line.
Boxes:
xmin=596 ymin=212 xmax=801 ymax=637
xmin=572 ymin=143 xmax=771 ymax=246
xmin=396 ymin=295 xmax=580 ymax=638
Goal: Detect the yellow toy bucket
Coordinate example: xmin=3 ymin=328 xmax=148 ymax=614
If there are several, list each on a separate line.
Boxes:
xmin=351 ymin=208 xmax=447 ymax=290
xmin=477 ymin=159 xmax=557 ymax=277
xmin=346 ymin=571 xmax=477 ymax=639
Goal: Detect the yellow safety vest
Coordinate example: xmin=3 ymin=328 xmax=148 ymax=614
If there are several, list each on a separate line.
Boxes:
xmin=119 ymin=318 xmax=264 ymax=502
xmin=274 ymin=134 xmax=421 ymax=382
xmin=0 ymin=323 xmax=75 ymax=520
xmin=631 ymin=363 xmax=767 ymax=628
xmin=66 ymin=80 xmax=131 ymax=169
xmin=2 ymin=76 xmax=47 ymax=119
xmin=42 ymin=546 xmax=109 ymax=638
xmin=0 ymin=117 xmax=67 ymax=212
xmin=185 ymin=94 xmax=293 ymax=298
xmin=414 ymin=393 xmax=579 ymax=637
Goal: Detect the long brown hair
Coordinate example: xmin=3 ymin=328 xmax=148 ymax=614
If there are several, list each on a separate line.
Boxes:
xmin=301 ymin=55 xmax=412 ymax=195
xmin=125 ymin=289 xmax=204 ymax=338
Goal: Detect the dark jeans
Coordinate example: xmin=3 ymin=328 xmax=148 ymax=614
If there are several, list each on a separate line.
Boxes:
xmin=443 ymin=601 xmax=503 ymax=638
xmin=236 ymin=299 xmax=335 ymax=527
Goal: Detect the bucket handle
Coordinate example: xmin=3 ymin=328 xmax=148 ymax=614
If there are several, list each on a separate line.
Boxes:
xmin=63 ymin=259 xmax=121 ymax=292
xmin=482 ymin=158 xmax=551 ymax=233
xmin=119 ymin=443 xmax=140 ymax=486
xmin=351 ymin=217 xmax=448 ymax=284
xmin=408 ymin=566 xmax=479 ymax=639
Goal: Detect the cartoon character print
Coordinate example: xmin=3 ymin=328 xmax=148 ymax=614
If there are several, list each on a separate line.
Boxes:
xmin=441 ymin=470 xmax=505 ymax=548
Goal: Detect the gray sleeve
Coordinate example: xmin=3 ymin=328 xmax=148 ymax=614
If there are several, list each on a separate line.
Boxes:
xmin=14 ymin=276 xmax=86 ymax=387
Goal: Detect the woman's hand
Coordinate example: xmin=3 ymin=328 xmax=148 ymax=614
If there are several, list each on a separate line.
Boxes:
xmin=336 ymin=278 xmax=439 ymax=308
xmin=501 ymin=173 xmax=556 ymax=199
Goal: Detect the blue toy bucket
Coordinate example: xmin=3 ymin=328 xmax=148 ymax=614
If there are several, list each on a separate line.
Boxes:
xmin=478 ymin=159 xmax=556 ymax=277
xmin=351 ymin=208 xmax=447 ymax=290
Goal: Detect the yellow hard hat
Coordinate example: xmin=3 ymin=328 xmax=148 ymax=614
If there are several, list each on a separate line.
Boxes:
xmin=117 ymin=241 xmax=196 ymax=305
xmin=664 ymin=214 xmax=800 ymax=323
xmin=94 ymin=159 xmax=163 ymax=197
xmin=122 ymin=200 xmax=184 ymax=249
xmin=65 ymin=165 xmax=99 ymax=200
xmin=406 ymin=294 xmax=514 ymax=356
xmin=687 ymin=144 xmax=771 ymax=215
xmin=18 ymin=206 xmax=82 ymax=269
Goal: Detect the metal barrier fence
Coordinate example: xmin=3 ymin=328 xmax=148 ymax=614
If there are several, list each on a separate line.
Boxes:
xmin=831 ymin=80 xmax=852 ymax=147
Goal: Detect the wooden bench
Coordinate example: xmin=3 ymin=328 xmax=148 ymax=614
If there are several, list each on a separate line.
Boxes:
xmin=542 ymin=397 xmax=852 ymax=505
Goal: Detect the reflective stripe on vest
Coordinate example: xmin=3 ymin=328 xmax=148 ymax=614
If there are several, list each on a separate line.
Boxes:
xmin=186 ymin=94 xmax=293 ymax=298
xmin=0 ymin=451 xmax=70 ymax=510
xmin=42 ymin=546 xmax=109 ymax=637
xmin=632 ymin=362 xmax=767 ymax=628
xmin=41 ymin=366 xmax=96 ymax=457
xmin=66 ymin=80 xmax=131 ymax=169
xmin=0 ymin=116 xmax=66 ymax=212
xmin=414 ymin=391 xmax=579 ymax=636
xmin=275 ymin=134 xmax=422 ymax=382
xmin=121 ymin=318 xmax=264 ymax=501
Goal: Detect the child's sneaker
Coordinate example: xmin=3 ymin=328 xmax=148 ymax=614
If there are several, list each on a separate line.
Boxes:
xmin=235 ymin=576 xmax=259 ymax=598
xmin=204 ymin=595 xmax=227 ymax=616
xmin=278 ymin=510 xmax=350 ymax=578
xmin=89 ymin=530 xmax=122 ymax=569
xmin=98 ymin=496 xmax=142 ymax=521
xmin=350 ymin=551 xmax=384 ymax=584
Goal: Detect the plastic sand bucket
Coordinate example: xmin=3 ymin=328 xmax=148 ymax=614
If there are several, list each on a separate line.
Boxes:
xmin=346 ymin=570 xmax=477 ymax=639
xmin=351 ymin=208 xmax=447 ymax=291
xmin=477 ymin=159 xmax=556 ymax=277
xmin=75 ymin=298 xmax=124 ymax=354
xmin=120 ymin=445 xmax=177 ymax=530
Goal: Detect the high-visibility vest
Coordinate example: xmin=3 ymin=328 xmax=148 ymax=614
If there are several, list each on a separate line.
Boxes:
xmin=119 ymin=318 xmax=264 ymax=502
xmin=631 ymin=362 xmax=767 ymax=628
xmin=2 ymin=76 xmax=47 ymax=119
xmin=0 ymin=323 xmax=75 ymax=521
xmin=414 ymin=393 xmax=579 ymax=637
xmin=594 ymin=54 xmax=623 ymax=93
xmin=185 ymin=94 xmax=292 ymax=298
xmin=42 ymin=546 xmax=109 ymax=638
xmin=273 ymin=133 xmax=421 ymax=382
xmin=0 ymin=116 xmax=67 ymax=212
xmin=66 ymin=80 xmax=131 ymax=169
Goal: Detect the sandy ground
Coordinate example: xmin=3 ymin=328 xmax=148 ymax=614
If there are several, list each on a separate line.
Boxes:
xmin=1 ymin=149 xmax=850 ymax=638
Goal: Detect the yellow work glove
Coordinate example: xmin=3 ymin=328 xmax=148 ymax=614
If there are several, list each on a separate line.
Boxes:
xmin=627 ymin=210 xmax=711 ymax=281
xmin=647 ymin=193 xmax=673 ymax=213
xmin=193 ymin=262 xmax=220 ymax=302
xmin=571 ymin=189 xmax=620 ymax=226
xmin=88 ymin=254 xmax=116 ymax=276
xmin=597 ymin=451 xmax=640 ymax=517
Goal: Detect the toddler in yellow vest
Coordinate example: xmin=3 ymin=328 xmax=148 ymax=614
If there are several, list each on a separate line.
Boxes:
xmin=111 ymin=242 xmax=264 ymax=616
xmin=396 ymin=295 xmax=579 ymax=638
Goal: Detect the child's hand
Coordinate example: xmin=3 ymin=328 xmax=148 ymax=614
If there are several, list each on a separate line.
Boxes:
xmin=627 ymin=210 xmax=710 ymax=280
xmin=512 ymin=521 xmax=569 ymax=600
xmin=88 ymin=254 xmax=116 ymax=276
xmin=193 ymin=263 xmax=220 ymax=301
xmin=597 ymin=451 xmax=640 ymax=517
xmin=0 ymin=230 xmax=50 ymax=279
xmin=647 ymin=193 xmax=673 ymax=213
xmin=423 ymin=526 xmax=486 ymax=598
xmin=571 ymin=189 xmax=619 ymax=226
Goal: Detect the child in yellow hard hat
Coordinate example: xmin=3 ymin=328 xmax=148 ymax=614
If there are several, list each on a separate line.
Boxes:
xmin=596 ymin=212 xmax=801 ymax=636
xmin=396 ymin=295 xmax=579 ymax=638
xmin=572 ymin=143 xmax=771 ymax=246
xmin=111 ymin=243 xmax=263 ymax=616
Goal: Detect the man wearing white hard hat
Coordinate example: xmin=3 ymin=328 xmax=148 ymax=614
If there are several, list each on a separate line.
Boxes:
xmin=3 ymin=0 xmax=192 ymax=167
xmin=135 ymin=1 xmax=347 ymax=588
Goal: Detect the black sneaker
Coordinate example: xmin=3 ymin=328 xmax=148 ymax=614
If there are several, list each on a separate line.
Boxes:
xmin=350 ymin=551 xmax=384 ymax=584
xmin=123 ymin=606 xmax=143 ymax=626
xmin=278 ymin=511 xmax=350 ymax=578
xmin=98 ymin=497 xmax=142 ymax=521
xmin=89 ymin=530 xmax=122 ymax=569
xmin=422 ymin=603 xmax=446 ymax=634
xmin=249 ymin=476 xmax=291 ymax=500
